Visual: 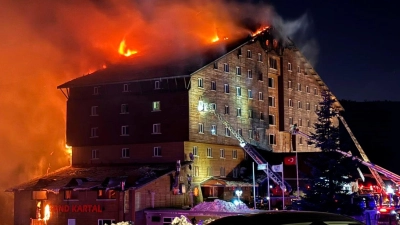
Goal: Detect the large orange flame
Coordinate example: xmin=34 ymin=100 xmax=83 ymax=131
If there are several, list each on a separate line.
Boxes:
xmin=118 ymin=39 xmax=138 ymax=57
xmin=43 ymin=204 xmax=50 ymax=222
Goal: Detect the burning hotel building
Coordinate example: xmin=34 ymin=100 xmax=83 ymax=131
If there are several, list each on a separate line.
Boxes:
xmin=7 ymin=27 xmax=340 ymax=225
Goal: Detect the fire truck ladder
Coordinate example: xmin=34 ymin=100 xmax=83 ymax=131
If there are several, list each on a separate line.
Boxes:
xmin=211 ymin=110 xmax=292 ymax=192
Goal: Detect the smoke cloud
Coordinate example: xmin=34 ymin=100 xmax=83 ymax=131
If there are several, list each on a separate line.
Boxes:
xmin=0 ymin=0 xmax=317 ymax=223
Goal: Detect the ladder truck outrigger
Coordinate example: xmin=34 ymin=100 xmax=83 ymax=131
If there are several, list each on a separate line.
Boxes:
xmin=289 ymin=116 xmax=400 ymax=195
xmin=198 ymin=100 xmax=292 ymax=193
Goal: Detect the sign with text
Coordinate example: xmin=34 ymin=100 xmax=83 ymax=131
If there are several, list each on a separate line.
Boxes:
xmin=50 ymin=204 xmax=103 ymax=213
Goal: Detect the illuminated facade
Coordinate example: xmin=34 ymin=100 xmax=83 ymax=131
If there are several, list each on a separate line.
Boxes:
xmin=8 ymin=28 xmax=337 ymax=225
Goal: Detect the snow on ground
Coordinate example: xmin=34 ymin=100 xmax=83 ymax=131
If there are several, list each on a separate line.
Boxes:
xmin=190 ymin=199 xmax=250 ymax=212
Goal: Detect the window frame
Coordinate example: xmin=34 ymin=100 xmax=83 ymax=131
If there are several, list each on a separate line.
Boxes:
xmin=152 ymin=123 xmax=161 ymax=134
xmin=121 ymin=125 xmax=129 ymax=136
xmin=153 ymin=147 xmax=162 ymax=157
xmin=122 ymin=148 xmax=130 ymax=158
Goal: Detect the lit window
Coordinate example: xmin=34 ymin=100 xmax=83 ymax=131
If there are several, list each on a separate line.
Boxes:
xmin=289 ymin=99 xmax=293 ymax=107
xmin=268 ymin=78 xmax=274 ymax=88
xmin=211 ymin=125 xmax=217 ymax=135
xmin=224 ymin=105 xmax=229 ymax=115
xmin=288 ymin=80 xmax=292 ymax=89
xmin=269 ymin=114 xmax=275 ymax=125
xmin=123 ymin=84 xmax=129 ymax=92
xmin=289 ymin=117 xmax=293 ymax=125
xmin=249 ymin=130 xmax=254 ymax=139
xmin=199 ymin=123 xmax=204 ymax=134
xmin=153 ymin=123 xmax=161 ymax=134
xmin=248 ymin=90 xmax=253 ymax=99
xmin=224 ymin=84 xmax=229 ymax=93
xmin=155 ymin=81 xmax=160 ymax=90
xmin=298 ymin=101 xmax=302 ymax=109
xmin=220 ymin=149 xmax=225 ymax=158
xmin=247 ymin=70 xmax=253 ymax=79
xmin=211 ymin=81 xmax=216 ymax=91
xmin=91 ymin=106 xmax=98 ymax=116
xmin=153 ymin=147 xmax=162 ymax=157
xmin=121 ymin=104 xmax=129 ymax=114
xmin=93 ymin=87 xmax=99 ymax=95
xmin=121 ymin=126 xmax=129 ymax=136
xmin=236 ymin=67 xmax=241 ymax=75
xmin=297 ymin=83 xmax=302 ymax=92
xmin=236 ymin=87 xmax=241 ymax=96
xmin=198 ymin=78 xmax=203 ymax=88
xmin=258 ymin=92 xmax=264 ymax=101
xmin=258 ymin=53 xmax=262 ymax=62
xmin=269 ymin=57 xmax=277 ymax=69
xmin=236 ymin=108 xmax=241 ymax=117
xmin=247 ymin=50 xmax=252 ymax=58
xmin=268 ymin=96 xmax=275 ymax=107
xmin=193 ymin=146 xmax=198 ymax=156
xmin=207 ymin=148 xmax=213 ymax=158
xmin=232 ymin=150 xmax=238 ymax=159
xmin=225 ymin=127 xmax=231 ymax=137
xmin=64 ymin=190 xmax=78 ymax=200
xmin=269 ymin=134 xmax=276 ymax=145
xmin=223 ymin=63 xmax=229 ymax=72
xmin=97 ymin=189 xmax=116 ymax=199
xmin=122 ymin=148 xmax=130 ymax=158
xmin=91 ymin=149 xmax=98 ymax=159
xmin=288 ymin=62 xmax=292 ymax=71
xmin=152 ymin=101 xmax=160 ymax=111
xmin=90 ymin=127 xmax=98 ymax=138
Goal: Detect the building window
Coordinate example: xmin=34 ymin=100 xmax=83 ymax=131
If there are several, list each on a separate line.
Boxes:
xmin=93 ymin=87 xmax=99 ymax=95
xmin=269 ymin=114 xmax=275 ymax=125
xmin=98 ymin=219 xmax=115 ymax=225
xmin=248 ymin=109 xmax=253 ymax=119
xmin=198 ymin=78 xmax=203 ymax=88
xmin=236 ymin=67 xmax=241 ymax=75
xmin=210 ymin=103 xmax=217 ymax=110
xmin=91 ymin=127 xmax=98 ymax=138
xmin=220 ymin=167 xmax=226 ymax=177
xmin=153 ymin=123 xmax=161 ymax=134
xmin=224 ymin=105 xmax=229 ymax=114
xmin=238 ymin=48 xmax=242 ymax=56
xmin=298 ymin=101 xmax=302 ymax=109
xmin=225 ymin=127 xmax=231 ymax=137
xmin=233 ymin=167 xmax=239 ymax=178
xmin=297 ymin=66 xmax=301 ymax=73
xmin=194 ymin=166 xmax=199 ymax=177
xmin=247 ymin=50 xmax=252 ymax=58
xmin=64 ymin=190 xmax=78 ymax=200
xmin=207 ymin=148 xmax=213 ymax=158
xmin=268 ymin=96 xmax=275 ymax=107
xmin=268 ymin=78 xmax=274 ymax=88
xmin=289 ymin=117 xmax=293 ymax=125
xmin=232 ymin=150 xmax=238 ymax=159
xmin=288 ymin=62 xmax=292 ymax=71
xmin=288 ymin=80 xmax=292 ymax=89
xmin=122 ymin=148 xmax=130 ymax=158
xmin=155 ymin=81 xmax=160 ymax=90
xmin=249 ymin=129 xmax=254 ymax=139
xmin=306 ymin=86 xmax=310 ymax=93
xmin=237 ymin=128 xmax=242 ymax=136
xmin=223 ymin=63 xmax=229 ymax=72
xmin=199 ymin=123 xmax=204 ymax=134
xmin=258 ymin=72 xmax=263 ymax=81
xmin=307 ymin=120 xmax=311 ymax=127
xmin=269 ymin=57 xmax=277 ymax=69
xmin=306 ymin=102 xmax=310 ymax=111
xmin=298 ymin=119 xmax=303 ymax=127
xmin=213 ymin=61 xmax=218 ymax=69
xmin=220 ymin=149 xmax=225 ymax=158
xmin=299 ymin=137 xmax=303 ymax=145
xmin=92 ymin=149 xmax=98 ymax=159
xmin=224 ymin=84 xmax=229 ymax=93
xmin=247 ymin=70 xmax=253 ymax=79
xmin=258 ymin=53 xmax=262 ymax=62
xmin=153 ymin=147 xmax=162 ymax=157
xmin=152 ymin=101 xmax=160 ymax=111
xmin=288 ymin=99 xmax=293 ymax=107
xmin=236 ymin=108 xmax=241 ymax=117
xmin=91 ymin=106 xmax=98 ymax=116
xmin=121 ymin=126 xmax=129 ymax=136
xmin=211 ymin=125 xmax=217 ymax=135
xmin=314 ymin=88 xmax=318 ymax=95
xmin=260 ymin=112 xmax=265 ymax=121
xmin=211 ymin=81 xmax=216 ymax=91
xmin=192 ymin=146 xmax=198 ymax=156
xmin=258 ymin=92 xmax=264 ymax=101
xmin=207 ymin=167 xmax=213 ymax=176
xmin=236 ymin=87 xmax=242 ymax=97
xmin=314 ymin=104 xmax=318 ymax=111
xmin=297 ymin=83 xmax=302 ymax=92
xmin=121 ymin=104 xmax=129 ymax=114
xmin=269 ymin=134 xmax=276 ymax=145
xmin=123 ymin=84 xmax=129 ymax=92
xmin=248 ymin=89 xmax=253 ymax=99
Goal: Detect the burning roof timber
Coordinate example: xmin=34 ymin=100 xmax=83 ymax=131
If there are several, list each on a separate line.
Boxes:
xmin=6 ymin=162 xmax=191 ymax=193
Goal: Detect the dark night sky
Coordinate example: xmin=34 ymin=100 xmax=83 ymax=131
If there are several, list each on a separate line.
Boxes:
xmin=268 ymin=0 xmax=400 ymax=101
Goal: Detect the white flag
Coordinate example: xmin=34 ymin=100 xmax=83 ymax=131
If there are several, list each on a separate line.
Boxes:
xmin=272 ymin=163 xmax=283 ymax=172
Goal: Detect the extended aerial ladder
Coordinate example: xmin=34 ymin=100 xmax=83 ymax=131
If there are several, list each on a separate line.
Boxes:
xmin=198 ymin=100 xmax=291 ymax=192
xmin=289 ymin=116 xmax=400 ymax=192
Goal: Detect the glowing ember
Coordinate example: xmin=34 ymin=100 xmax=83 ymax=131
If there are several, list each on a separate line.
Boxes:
xmin=211 ymin=35 xmax=219 ymax=43
xmin=43 ymin=204 xmax=50 ymax=222
xmin=118 ymin=39 xmax=138 ymax=57
xmin=252 ymin=26 xmax=270 ymax=36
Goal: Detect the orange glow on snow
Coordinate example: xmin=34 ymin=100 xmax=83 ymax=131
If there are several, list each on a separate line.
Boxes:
xmin=118 ymin=39 xmax=138 ymax=57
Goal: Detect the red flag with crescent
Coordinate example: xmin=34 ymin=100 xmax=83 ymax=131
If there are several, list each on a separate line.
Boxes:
xmin=284 ymin=156 xmax=296 ymax=165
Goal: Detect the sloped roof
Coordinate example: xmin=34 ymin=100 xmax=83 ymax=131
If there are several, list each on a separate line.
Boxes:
xmin=201 ymin=177 xmax=257 ymax=187
xmin=6 ymin=162 xmax=191 ymax=193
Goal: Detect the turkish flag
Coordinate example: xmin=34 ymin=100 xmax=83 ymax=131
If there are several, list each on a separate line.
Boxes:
xmin=284 ymin=156 xmax=296 ymax=165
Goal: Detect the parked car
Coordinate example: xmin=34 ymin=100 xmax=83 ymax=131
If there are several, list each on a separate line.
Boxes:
xmin=207 ymin=210 xmax=365 ymax=225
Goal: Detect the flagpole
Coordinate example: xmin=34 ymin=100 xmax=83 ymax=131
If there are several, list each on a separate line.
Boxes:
xmin=267 ymin=162 xmax=271 ymax=210
xmin=296 ymin=151 xmax=299 ymax=198
xmin=282 ymin=162 xmax=285 ymax=210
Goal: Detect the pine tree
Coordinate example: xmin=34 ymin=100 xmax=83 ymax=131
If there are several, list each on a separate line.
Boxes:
xmin=302 ymin=90 xmax=359 ymax=213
